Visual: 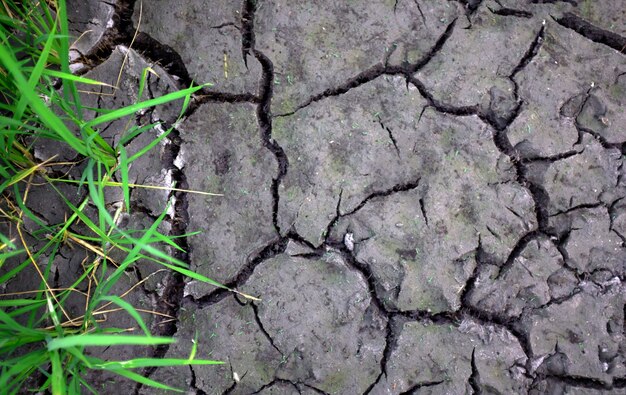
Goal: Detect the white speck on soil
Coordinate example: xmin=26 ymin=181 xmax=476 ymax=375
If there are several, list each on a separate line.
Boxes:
xmin=344 ymin=233 xmax=355 ymax=251
xmin=174 ymin=146 xmax=186 ymax=169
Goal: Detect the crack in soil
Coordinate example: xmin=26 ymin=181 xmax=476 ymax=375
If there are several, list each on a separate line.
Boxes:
xmin=253 ymin=48 xmax=289 ymax=235
xmin=221 ymin=376 xmax=238 ymax=395
xmin=74 ymin=0 xmax=135 ymax=71
xmin=452 ymin=0 xmax=483 ymax=17
xmin=495 ymin=230 xmax=543 ymax=279
xmin=418 ymin=197 xmax=429 ymax=227
xmin=452 ymin=0 xmax=483 ymax=28
xmin=509 ymin=24 xmax=545 ymax=106
xmin=376 ymin=116 xmax=401 ymax=157
xmin=520 ymin=149 xmax=582 ymax=163
xmin=397 ymin=379 xmax=444 ymax=394
xmin=308 ymin=190 xmax=541 ymax=392
xmin=337 ymin=177 xmax=421 ymax=221
xmin=529 ymin=287 xmax=583 ymax=313
xmin=361 ymin=316 xmax=401 ymax=394
xmin=241 ymin=0 xmax=258 ymax=67
xmin=300 ymin=382 xmax=331 ymax=395
xmin=457 ymin=240 xmax=536 ymax=368
xmin=573 ymin=88 xmax=626 ymax=154
xmin=187 ymin=236 xmax=288 ymax=308
xmin=251 ymin=378 xmax=302 ymax=394
xmin=189 ymin=365 xmax=208 ymax=395
xmin=535 ymin=373 xmax=621 ymax=390
xmin=210 ymin=21 xmax=241 ymax=31
xmin=132 ymin=122 xmax=191 ymax=394
xmin=63 ymin=1 xmax=626 ymax=392
xmin=548 ymin=201 xmax=605 ymax=217
xmin=468 ymin=348 xmax=483 ymax=394
xmin=277 ymin=22 xmax=545 ymax=141
xmin=75 ymin=0 xmax=260 ymax=118
xmin=412 ymin=0 xmax=427 ymax=26
xmin=530 ymin=0 xmax=578 ymax=5
xmin=554 ymin=12 xmax=626 ymax=54
xmin=275 ymin=18 xmax=458 ymax=118
xmin=250 ymin=302 xmax=283 ymax=355
xmin=488 ymin=6 xmax=533 ymax=19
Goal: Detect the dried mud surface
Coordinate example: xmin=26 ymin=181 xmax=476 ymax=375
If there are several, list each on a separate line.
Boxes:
xmin=5 ymin=0 xmax=626 ymax=394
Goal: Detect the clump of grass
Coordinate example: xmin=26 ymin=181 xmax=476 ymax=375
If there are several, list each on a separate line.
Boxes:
xmin=0 ymin=1 xmax=243 ymax=392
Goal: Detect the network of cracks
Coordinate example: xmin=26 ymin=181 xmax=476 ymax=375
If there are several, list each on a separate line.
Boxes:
xmin=7 ymin=0 xmax=626 ymax=394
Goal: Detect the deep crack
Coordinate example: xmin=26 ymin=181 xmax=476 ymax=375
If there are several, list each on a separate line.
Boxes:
xmin=252 ymin=48 xmax=289 ymax=235
xmin=276 ymin=18 xmax=458 ymax=117
xmin=468 ymin=348 xmax=483 ymax=394
xmin=341 ymin=177 xmax=421 ymax=218
xmin=510 ymin=24 xmax=546 ymax=101
xmin=241 ymin=0 xmax=258 ymax=67
xmin=398 ymin=379 xmax=444 ymax=395
xmin=189 ymin=237 xmax=288 ymax=308
xmin=489 ymin=6 xmax=533 ymax=18
xmin=495 ymin=230 xmax=544 ymax=280
xmin=362 ymin=316 xmax=404 ymax=395
xmin=555 ymin=12 xmax=626 ymax=54
xmin=133 ymin=124 xmax=190 ymax=394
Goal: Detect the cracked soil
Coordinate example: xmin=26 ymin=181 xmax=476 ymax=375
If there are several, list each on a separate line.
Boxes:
xmin=4 ymin=0 xmax=626 ymax=394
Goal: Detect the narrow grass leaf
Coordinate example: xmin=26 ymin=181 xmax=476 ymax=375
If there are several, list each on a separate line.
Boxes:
xmin=0 ymin=349 xmax=47 ymax=390
xmin=57 ymin=0 xmax=81 ymax=116
xmin=0 ymin=248 xmax=25 ymax=262
xmin=178 ymin=81 xmax=208 ymax=118
xmin=0 ymin=299 xmax=45 ymax=307
xmin=99 ymin=295 xmax=150 ymax=336
xmin=127 ymin=125 xmax=171 ymax=164
xmin=47 ymin=334 xmax=174 ymax=350
xmin=94 ymin=206 xmax=169 ymax=298
xmin=158 ymin=261 xmax=229 ymax=292
xmin=118 ymin=146 xmax=130 ymax=212
xmin=0 ymin=309 xmax=44 ymax=337
xmin=188 ymin=331 xmax=201 ymax=361
xmin=50 ymin=350 xmax=66 ymax=395
xmin=136 ymin=67 xmax=158 ymax=101
xmin=83 ymin=84 xmax=207 ymax=128
xmin=39 ymin=69 xmax=114 ymax=87
xmin=6 ymin=158 xmax=51 ymax=187
xmin=0 ymin=31 xmax=87 ymax=156
xmin=105 ymin=367 xmax=183 ymax=392
xmin=13 ymin=20 xmax=57 ymax=121
xmin=93 ymin=358 xmax=223 ymax=369
xmin=118 ymin=122 xmax=158 ymax=146
xmin=45 ymin=293 xmax=61 ymax=330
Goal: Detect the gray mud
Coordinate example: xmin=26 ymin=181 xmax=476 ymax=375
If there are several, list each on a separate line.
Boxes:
xmin=5 ymin=0 xmax=626 ymax=393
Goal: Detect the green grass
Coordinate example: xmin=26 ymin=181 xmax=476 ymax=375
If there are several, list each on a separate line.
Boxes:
xmin=0 ymin=1 xmax=242 ymax=393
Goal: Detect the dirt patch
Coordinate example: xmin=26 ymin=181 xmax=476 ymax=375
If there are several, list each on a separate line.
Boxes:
xmin=13 ymin=0 xmax=625 ymax=393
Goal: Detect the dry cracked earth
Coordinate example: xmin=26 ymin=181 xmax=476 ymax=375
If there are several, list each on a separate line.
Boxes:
xmin=5 ymin=0 xmax=626 ymax=394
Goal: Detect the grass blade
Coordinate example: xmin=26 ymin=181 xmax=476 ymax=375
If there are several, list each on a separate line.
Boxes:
xmin=92 ymin=358 xmax=223 ymax=369
xmin=13 ymin=20 xmax=57 ymax=122
xmin=50 ymin=350 xmax=67 ymax=395
xmin=99 ymin=295 xmax=151 ymax=337
xmin=127 ymin=125 xmax=171 ymax=164
xmin=47 ymin=335 xmax=175 ymax=351
xmin=38 ymin=69 xmax=114 ymax=87
xmin=104 ymin=367 xmax=183 ymax=392
xmin=118 ymin=146 xmax=130 ymax=212
xmin=0 ymin=32 xmax=87 ymax=156
xmin=83 ymin=84 xmax=207 ymax=129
